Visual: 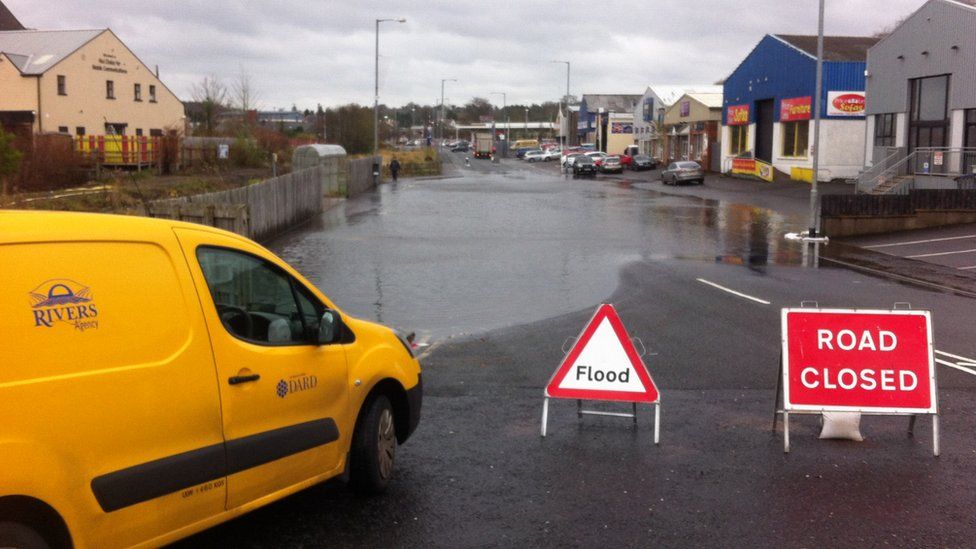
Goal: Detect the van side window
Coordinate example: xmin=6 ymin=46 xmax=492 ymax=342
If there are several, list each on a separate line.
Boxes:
xmin=197 ymin=247 xmax=321 ymax=345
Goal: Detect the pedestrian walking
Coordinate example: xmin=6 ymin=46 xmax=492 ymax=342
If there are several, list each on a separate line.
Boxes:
xmin=390 ymin=157 xmax=401 ymax=182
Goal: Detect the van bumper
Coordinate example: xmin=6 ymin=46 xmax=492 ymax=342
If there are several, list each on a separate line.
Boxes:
xmin=404 ymin=374 xmax=423 ymax=440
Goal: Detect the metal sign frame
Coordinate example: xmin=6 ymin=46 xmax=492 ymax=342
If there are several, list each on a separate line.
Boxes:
xmin=775 ymin=305 xmax=939 ymax=455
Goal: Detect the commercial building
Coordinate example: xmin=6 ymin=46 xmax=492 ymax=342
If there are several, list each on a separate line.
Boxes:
xmin=0 ymin=26 xmax=184 ymax=138
xmin=634 ymin=85 xmax=721 ymax=161
xmin=864 ymin=0 xmax=976 ymax=185
xmin=662 ymin=93 xmax=723 ymax=171
xmin=556 ymin=104 xmax=579 ymax=147
xmin=577 ymin=94 xmax=640 ymax=152
xmin=721 ymin=34 xmax=877 ymax=182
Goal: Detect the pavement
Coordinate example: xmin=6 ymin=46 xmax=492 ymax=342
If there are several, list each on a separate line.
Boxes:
xmin=176 ymin=149 xmax=976 ymax=548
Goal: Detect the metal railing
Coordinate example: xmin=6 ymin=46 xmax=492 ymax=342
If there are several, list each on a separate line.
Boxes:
xmin=855 ymin=147 xmax=903 ymax=193
xmin=858 ymin=147 xmax=976 ymax=195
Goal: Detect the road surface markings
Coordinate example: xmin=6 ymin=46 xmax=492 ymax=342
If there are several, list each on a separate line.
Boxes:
xmin=934 ymin=349 xmax=976 ymax=377
xmin=906 ymin=248 xmax=976 ymax=259
xmin=959 ymin=265 xmax=976 ymax=270
xmin=864 ymin=234 xmax=976 ymax=248
xmin=695 ymin=278 xmax=770 ymax=305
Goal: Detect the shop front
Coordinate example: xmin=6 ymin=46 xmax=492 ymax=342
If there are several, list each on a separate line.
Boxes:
xmin=662 ymin=93 xmax=722 ymax=171
xmin=721 ymin=34 xmax=876 ymax=182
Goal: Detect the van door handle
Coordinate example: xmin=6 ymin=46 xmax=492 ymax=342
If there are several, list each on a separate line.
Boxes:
xmin=229 ymin=374 xmax=261 ymax=385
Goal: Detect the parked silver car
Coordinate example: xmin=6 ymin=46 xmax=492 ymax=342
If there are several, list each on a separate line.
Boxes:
xmin=662 ymin=161 xmax=705 ymax=185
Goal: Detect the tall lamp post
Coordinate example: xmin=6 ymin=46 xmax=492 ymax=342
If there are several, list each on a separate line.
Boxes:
xmin=490 ymin=91 xmax=507 ymax=155
xmin=551 ymin=60 xmax=570 ymax=147
xmin=374 ymin=17 xmax=406 ymax=157
xmin=439 ymin=78 xmax=457 ymax=143
xmin=524 ymin=107 xmax=529 ymax=139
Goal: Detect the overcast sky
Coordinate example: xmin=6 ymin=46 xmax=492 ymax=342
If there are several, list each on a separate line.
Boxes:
xmin=11 ymin=0 xmax=923 ymax=110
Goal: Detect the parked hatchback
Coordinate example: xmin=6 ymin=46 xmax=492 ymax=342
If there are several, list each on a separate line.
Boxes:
xmin=573 ymin=155 xmax=598 ymax=176
xmin=630 ymin=155 xmax=657 ymax=171
xmin=599 ymin=156 xmax=623 ymax=174
xmin=0 ymin=211 xmax=423 ymax=549
xmin=523 ymin=149 xmax=547 ymax=162
xmin=662 ymin=161 xmax=705 ymax=185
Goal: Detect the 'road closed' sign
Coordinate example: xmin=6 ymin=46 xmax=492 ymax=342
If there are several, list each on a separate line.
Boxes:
xmin=781 ymin=309 xmax=937 ymax=414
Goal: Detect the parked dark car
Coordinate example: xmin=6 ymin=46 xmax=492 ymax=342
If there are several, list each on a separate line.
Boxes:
xmin=573 ymin=155 xmax=597 ymax=176
xmin=630 ymin=154 xmax=657 ymax=171
xmin=451 ymin=141 xmax=470 ymax=152
xmin=599 ymin=156 xmax=623 ymax=174
xmin=662 ymin=161 xmax=705 ymax=185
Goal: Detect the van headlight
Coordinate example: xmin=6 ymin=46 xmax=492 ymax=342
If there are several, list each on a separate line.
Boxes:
xmin=393 ymin=329 xmax=416 ymax=358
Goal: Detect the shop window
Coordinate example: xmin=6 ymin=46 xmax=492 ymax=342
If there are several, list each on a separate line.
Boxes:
xmin=136 ymin=128 xmax=143 ymax=136
xmin=57 ymin=75 xmax=66 ymax=96
xmin=106 ymin=80 xmax=115 ymax=99
xmin=874 ymin=113 xmax=895 ymax=147
xmin=729 ymin=125 xmax=749 ymax=155
xmin=57 ymin=126 xmax=68 ymax=134
xmin=781 ymin=120 xmax=809 ymax=157
xmin=134 ymin=83 xmax=142 ymax=102
xmin=75 ymin=127 xmax=85 ymax=136
xmin=149 ymin=85 xmax=157 ymax=103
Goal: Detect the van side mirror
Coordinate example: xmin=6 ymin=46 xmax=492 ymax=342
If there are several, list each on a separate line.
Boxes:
xmin=317 ymin=311 xmax=342 ymax=344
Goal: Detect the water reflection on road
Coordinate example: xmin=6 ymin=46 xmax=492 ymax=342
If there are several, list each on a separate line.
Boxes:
xmin=268 ymin=165 xmax=807 ymax=340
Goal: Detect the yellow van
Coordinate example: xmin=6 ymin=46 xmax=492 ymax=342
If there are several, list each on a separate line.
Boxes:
xmin=512 ymin=139 xmax=539 ymax=150
xmin=0 ymin=211 xmax=422 ymax=548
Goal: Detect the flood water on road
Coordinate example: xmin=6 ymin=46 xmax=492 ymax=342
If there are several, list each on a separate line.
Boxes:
xmin=268 ymin=162 xmax=808 ymax=340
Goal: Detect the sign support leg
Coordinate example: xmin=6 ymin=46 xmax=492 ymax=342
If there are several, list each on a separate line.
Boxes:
xmin=908 ymin=414 xmax=916 ymax=437
xmin=783 ymin=412 xmax=790 ymax=453
xmin=633 ymin=402 xmax=638 ymax=425
xmin=933 ymin=413 xmax=940 ymax=457
xmin=772 ymin=360 xmax=783 ymax=433
xmin=577 ymin=399 xmax=583 ymax=420
xmin=541 ymin=397 xmax=549 ymax=437
xmin=653 ymin=402 xmax=660 ymax=445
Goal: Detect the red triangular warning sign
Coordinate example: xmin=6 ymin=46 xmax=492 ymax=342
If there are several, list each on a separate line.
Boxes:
xmin=546 ymin=303 xmax=659 ymax=403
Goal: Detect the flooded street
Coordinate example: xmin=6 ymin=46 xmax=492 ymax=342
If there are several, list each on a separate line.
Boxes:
xmin=269 ymin=157 xmax=805 ymax=340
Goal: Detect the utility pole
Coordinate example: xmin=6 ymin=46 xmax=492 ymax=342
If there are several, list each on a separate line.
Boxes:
xmin=490 ymin=91 xmax=507 ymax=156
xmin=373 ymin=17 xmax=406 ymax=157
xmin=551 ymin=61 xmax=570 ymax=148
xmin=809 ymin=0 xmax=824 ymax=238
xmin=440 ymin=78 xmax=457 ymax=143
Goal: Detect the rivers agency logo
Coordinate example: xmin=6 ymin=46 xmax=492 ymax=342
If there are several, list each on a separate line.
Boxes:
xmin=29 ymin=279 xmax=100 ymax=331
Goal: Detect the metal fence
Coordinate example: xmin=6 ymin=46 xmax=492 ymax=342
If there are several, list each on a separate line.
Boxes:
xmin=822 ymin=189 xmax=976 ymax=216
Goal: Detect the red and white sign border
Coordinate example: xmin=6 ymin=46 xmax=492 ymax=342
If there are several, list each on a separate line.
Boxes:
xmin=777 ymin=307 xmax=940 ymax=455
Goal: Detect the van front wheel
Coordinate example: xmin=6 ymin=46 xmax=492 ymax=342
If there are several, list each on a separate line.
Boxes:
xmin=0 ymin=522 xmax=50 ymax=549
xmin=350 ymin=395 xmax=396 ymax=494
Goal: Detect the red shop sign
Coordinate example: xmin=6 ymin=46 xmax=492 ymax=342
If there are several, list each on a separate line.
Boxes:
xmin=726 ymin=104 xmax=749 ymax=126
xmin=780 ymin=96 xmax=811 ymax=122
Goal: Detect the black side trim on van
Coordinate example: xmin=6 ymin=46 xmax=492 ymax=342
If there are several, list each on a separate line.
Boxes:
xmin=225 ymin=418 xmax=339 ymax=475
xmin=91 ymin=443 xmax=226 ymax=513
xmin=90 ymin=418 xmax=340 ymax=513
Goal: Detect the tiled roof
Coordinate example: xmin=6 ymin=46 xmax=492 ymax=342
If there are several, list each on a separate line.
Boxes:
xmin=0 ymin=29 xmax=104 ymax=74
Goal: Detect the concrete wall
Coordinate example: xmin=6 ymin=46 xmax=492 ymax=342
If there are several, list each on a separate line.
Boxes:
xmin=824 ymin=210 xmax=976 ymax=237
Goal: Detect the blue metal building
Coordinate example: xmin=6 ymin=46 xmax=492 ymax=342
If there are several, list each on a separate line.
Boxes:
xmin=721 ymin=34 xmax=878 ymax=181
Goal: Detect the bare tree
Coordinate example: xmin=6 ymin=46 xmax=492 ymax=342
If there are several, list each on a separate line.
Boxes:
xmin=192 ymin=74 xmax=227 ymax=136
xmin=232 ymin=66 xmax=259 ymax=115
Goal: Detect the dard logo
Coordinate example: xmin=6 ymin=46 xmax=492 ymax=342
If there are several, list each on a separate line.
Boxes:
xmin=29 ymin=279 xmax=99 ymax=331
xmin=276 ymin=374 xmax=318 ymax=398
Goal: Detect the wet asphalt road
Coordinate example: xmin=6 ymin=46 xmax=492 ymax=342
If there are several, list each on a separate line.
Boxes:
xmin=177 ymin=152 xmax=976 ymax=548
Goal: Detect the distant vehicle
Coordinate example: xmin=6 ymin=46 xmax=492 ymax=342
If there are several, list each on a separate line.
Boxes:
xmin=515 ymin=147 xmax=538 ymax=159
xmin=620 ymin=145 xmax=640 ymax=167
xmin=513 ymin=139 xmax=540 ymax=151
xmin=580 ymin=143 xmax=597 ymax=151
xmin=474 ymin=133 xmax=493 ymax=159
xmin=522 ymin=149 xmax=547 ymax=162
xmin=573 ymin=155 xmax=597 ymax=176
xmin=451 ymin=140 xmax=470 ymax=152
xmin=542 ymin=149 xmax=562 ymax=161
xmin=585 ymin=151 xmax=609 ymax=166
xmin=563 ymin=153 xmax=585 ymax=168
xmin=599 ymin=156 xmax=623 ymax=174
xmin=629 ymin=154 xmax=657 ymax=171
xmin=443 ymin=140 xmax=457 ymax=148
xmin=662 ymin=161 xmax=705 ymax=185
xmin=560 ymin=148 xmax=584 ymax=165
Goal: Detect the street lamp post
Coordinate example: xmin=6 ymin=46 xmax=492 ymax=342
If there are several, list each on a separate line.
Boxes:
xmin=551 ymin=61 xmax=570 ymax=147
xmin=809 ymin=0 xmax=824 ymax=238
xmin=373 ymin=17 xmax=406 ymax=158
xmin=439 ymin=78 xmax=457 ymax=144
xmin=524 ymin=107 xmax=529 ymax=139
xmin=490 ymin=91 xmax=507 ymax=156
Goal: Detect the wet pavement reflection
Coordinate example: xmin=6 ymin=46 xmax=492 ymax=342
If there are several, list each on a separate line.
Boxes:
xmin=268 ymin=163 xmax=809 ymax=339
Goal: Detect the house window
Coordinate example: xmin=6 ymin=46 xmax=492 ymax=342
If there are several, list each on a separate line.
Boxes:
xmin=134 ymin=83 xmax=142 ymax=102
xmin=729 ymin=125 xmax=749 ymax=155
xmin=76 ymin=127 xmax=85 ymax=136
xmin=781 ymin=120 xmax=809 ymax=157
xmin=149 ymin=85 xmax=157 ymax=103
xmin=874 ymin=113 xmax=895 ymax=147
xmin=57 ymin=126 xmax=69 ymax=134
xmin=106 ymin=80 xmax=115 ymax=99
xmin=57 ymin=75 xmax=66 ymax=95
xmin=149 ymin=129 xmax=163 ymax=137
xmin=135 ymin=128 xmax=143 ymax=136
